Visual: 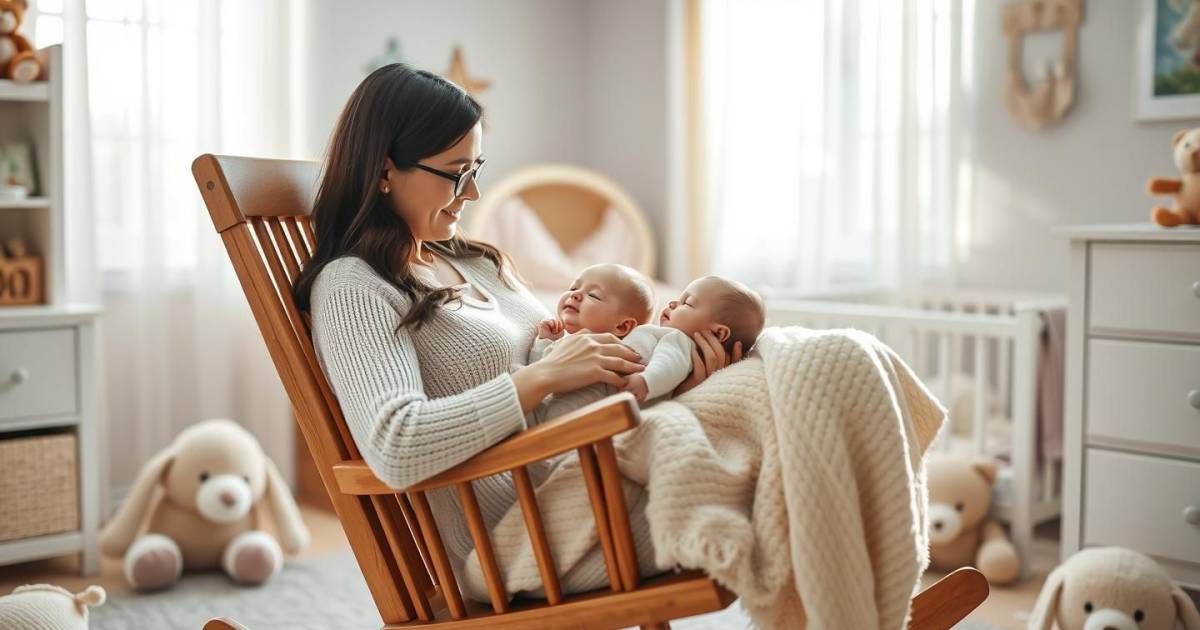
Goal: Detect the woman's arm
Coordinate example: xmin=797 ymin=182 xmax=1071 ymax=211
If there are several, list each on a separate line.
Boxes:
xmin=314 ymin=282 xmax=644 ymax=489
xmin=314 ymin=284 xmax=529 ymax=489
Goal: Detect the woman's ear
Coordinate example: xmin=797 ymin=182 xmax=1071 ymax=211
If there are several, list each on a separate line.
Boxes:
xmin=710 ymin=324 xmax=731 ymax=343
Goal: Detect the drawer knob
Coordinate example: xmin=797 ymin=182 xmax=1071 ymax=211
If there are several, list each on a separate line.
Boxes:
xmin=1195 ymin=280 xmax=1200 ymax=298
xmin=1191 ymin=389 xmax=1200 ymax=410
xmin=1186 ymin=506 xmax=1200 ymax=526
xmin=8 ymin=368 xmax=28 ymax=385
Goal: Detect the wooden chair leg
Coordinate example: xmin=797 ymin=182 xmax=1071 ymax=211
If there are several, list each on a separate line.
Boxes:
xmin=908 ymin=568 xmax=989 ymax=630
xmin=203 ymin=619 xmax=249 ymax=630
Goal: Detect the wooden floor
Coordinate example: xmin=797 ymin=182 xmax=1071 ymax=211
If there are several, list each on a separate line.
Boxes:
xmin=0 ymin=504 xmax=1056 ymax=628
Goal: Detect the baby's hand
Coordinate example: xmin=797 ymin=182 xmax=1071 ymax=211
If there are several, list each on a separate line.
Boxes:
xmin=623 ymin=374 xmax=649 ymax=402
xmin=536 ymin=318 xmax=565 ymax=340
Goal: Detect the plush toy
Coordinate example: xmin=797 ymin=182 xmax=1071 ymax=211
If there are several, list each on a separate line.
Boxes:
xmin=99 ymin=419 xmax=310 ymax=590
xmin=1147 ymin=128 xmax=1200 ymax=228
xmin=0 ymin=0 xmax=42 ymax=83
xmin=1028 ymin=547 xmax=1200 ymax=630
xmin=926 ymin=454 xmax=1021 ymax=585
xmin=0 ymin=584 xmax=104 ymax=630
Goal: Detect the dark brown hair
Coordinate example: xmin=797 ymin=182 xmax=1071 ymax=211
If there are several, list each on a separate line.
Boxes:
xmin=293 ymin=63 xmax=506 ymax=328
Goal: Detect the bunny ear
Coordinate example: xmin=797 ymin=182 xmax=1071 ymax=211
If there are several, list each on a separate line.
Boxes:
xmin=1027 ymin=563 xmax=1067 ymax=630
xmin=99 ymin=447 xmax=175 ymax=557
xmin=264 ymin=456 xmax=310 ymax=554
xmin=1173 ymin=584 xmax=1200 ymax=630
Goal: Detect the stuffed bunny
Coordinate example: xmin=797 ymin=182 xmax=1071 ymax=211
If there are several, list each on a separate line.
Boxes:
xmin=0 ymin=584 xmax=104 ymax=630
xmin=99 ymin=419 xmax=310 ymax=590
xmin=1028 ymin=547 xmax=1200 ymax=630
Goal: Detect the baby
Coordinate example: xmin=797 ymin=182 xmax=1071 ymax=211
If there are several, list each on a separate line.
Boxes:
xmin=529 ymin=264 xmax=764 ymax=422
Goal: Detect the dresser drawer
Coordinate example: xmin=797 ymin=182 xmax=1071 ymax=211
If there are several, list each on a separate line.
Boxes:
xmin=1084 ymin=449 xmax=1200 ymax=566
xmin=1087 ymin=339 xmax=1200 ymax=457
xmin=0 ymin=328 xmax=78 ymax=423
xmin=1089 ymin=243 xmax=1200 ymax=339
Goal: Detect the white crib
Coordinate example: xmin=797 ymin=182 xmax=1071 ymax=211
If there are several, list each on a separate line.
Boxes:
xmin=765 ymin=289 xmax=1066 ymax=573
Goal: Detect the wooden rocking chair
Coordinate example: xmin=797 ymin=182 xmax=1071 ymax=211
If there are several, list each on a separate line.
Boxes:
xmin=192 ymin=154 xmax=989 ymax=629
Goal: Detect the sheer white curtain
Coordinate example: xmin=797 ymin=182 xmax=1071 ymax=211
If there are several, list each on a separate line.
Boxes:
xmin=699 ymin=0 xmax=974 ymax=296
xmin=37 ymin=0 xmax=301 ymax=498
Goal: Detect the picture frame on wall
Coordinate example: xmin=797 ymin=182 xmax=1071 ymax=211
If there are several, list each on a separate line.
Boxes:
xmin=1136 ymin=0 xmax=1200 ymax=121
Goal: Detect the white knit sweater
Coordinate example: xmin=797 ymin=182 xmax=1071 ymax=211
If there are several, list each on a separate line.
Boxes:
xmin=309 ymin=255 xmax=656 ymax=586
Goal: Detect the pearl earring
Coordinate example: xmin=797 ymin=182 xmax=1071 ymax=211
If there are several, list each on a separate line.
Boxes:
xmin=382 ymin=185 xmax=390 ymax=194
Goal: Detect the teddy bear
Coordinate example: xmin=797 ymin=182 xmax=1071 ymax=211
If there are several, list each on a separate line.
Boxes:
xmin=1147 ymin=127 xmax=1200 ymax=228
xmin=926 ymin=454 xmax=1021 ymax=585
xmin=0 ymin=0 xmax=43 ymax=83
xmin=1028 ymin=546 xmax=1200 ymax=630
xmin=99 ymin=419 xmax=310 ymax=590
xmin=0 ymin=584 xmax=104 ymax=630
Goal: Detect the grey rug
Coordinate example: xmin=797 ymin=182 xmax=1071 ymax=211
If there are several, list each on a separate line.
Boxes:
xmin=89 ymin=550 xmax=999 ymax=629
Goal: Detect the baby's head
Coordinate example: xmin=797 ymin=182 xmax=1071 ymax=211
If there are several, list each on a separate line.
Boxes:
xmin=659 ymin=276 xmax=764 ymax=353
xmin=557 ymin=264 xmax=655 ymax=337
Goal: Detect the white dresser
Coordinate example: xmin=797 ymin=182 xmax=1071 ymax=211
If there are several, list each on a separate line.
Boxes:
xmin=1062 ymin=224 xmax=1200 ymax=588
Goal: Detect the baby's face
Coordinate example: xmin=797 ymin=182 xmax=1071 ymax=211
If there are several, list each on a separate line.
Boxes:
xmin=556 ymin=266 xmax=635 ymax=335
xmin=659 ymin=277 xmax=724 ymax=336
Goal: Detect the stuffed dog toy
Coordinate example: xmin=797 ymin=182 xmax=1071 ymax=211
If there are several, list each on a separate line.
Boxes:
xmin=1028 ymin=547 xmax=1200 ymax=630
xmin=99 ymin=419 xmax=310 ymax=590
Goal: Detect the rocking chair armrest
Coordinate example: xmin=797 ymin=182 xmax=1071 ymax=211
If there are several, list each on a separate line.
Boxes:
xmin=333 ymin=393 xmax=641 ymax=496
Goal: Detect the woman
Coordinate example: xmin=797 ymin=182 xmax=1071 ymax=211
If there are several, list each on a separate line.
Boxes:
xmin=294 ymin=64 xmax=739 ymax=595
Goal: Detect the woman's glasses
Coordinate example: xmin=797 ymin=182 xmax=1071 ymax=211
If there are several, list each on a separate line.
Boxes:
xmin=409 ymin=158 xmax=486 ymax=197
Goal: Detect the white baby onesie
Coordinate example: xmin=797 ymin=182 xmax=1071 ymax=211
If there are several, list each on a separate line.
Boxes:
xmin=528 ymin=325 xmax=694 ymax=424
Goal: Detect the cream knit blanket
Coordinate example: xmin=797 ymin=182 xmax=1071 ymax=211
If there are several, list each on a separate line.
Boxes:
xmin=464 ymin=327 xmax=946 ymax=629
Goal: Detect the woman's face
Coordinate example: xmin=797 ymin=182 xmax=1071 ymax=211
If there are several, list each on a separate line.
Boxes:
xmin=382 ymin=122 xmax=483 ymax=248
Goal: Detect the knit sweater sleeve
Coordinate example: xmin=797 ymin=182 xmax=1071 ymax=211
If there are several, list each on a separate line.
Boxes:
xmin=311 ymin=279 xmax=527 ymax=489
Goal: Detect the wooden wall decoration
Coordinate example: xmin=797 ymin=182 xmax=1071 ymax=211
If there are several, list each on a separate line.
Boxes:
xmin=443 ymin=46 xmax=491 ymax=102
xmin=1002 ymin=0 xmax=1084 ymax=130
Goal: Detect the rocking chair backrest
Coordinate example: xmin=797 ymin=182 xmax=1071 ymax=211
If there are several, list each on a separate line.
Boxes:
xmin=193 ymin=154 xmax=433 ymax=623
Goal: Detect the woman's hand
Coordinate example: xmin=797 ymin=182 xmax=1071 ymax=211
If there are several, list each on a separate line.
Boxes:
xmin=512 ymin=332 xmax=643 ymax=412
xmin=672 ymin=331 xmax=744 ymax=397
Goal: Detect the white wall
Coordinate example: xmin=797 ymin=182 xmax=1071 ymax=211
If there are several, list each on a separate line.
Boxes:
xmin=960 ymin=0 xmax=1187 ymax=292
xmin=298 ymin=0 xmax=671 ymax=268
xmin=582 ymin=0 xmax=670 ymax=256
xmin=298 ymin=0 xmax=592 ymax=175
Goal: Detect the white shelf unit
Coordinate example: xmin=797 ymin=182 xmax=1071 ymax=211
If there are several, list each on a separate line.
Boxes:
xmin=0 ymin=197 xmax=51 ymax=209
xmin=0 ymin=45 xmax=103 ymax=576
xmin=0 ymin=79 xmax=49 ymax=103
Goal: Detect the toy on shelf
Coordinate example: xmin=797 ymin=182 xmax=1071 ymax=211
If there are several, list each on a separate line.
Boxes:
xmin=1147 ymin=127 xmax=1200 ymax=227
xmin=0 ymin=0 xmax=43 ymax=83
xmin=0 ymin=236 xmax=43 ymax=305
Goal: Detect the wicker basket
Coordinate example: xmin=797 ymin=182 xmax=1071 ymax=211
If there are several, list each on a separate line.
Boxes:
xmin=0 ymin=432 xmax=78 ymax=542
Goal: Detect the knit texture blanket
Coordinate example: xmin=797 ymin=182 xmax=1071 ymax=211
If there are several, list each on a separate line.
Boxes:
xmin=463 ymin=327 xmax=946 ymax=629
